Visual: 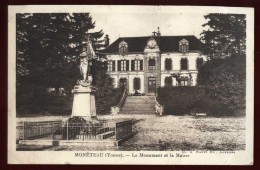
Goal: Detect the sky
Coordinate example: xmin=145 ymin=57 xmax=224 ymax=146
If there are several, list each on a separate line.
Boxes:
xmin=85 ymin=6 xmax=209 ymax=43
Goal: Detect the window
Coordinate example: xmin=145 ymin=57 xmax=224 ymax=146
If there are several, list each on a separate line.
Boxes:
xmin=107 ymin=60 xmax=115 ymax=71
xmin=165 ymin=58 xmax=172 ymax=70
xmin=179 ymin=39 xmax=189 ymax=53
xmin=134 ymin=78 xmax=141 ymax=90
xmin=148 ymin=59 xmax=156 ymax=70
xmin=118 ymin=60 xmax=129 ymax=71
xmin=180 ymin=58 xmax=188 ymax=70
xmin=164 ymin=77 xmax=173 ymax=86
xmin=196 ymin=58 xmax=204 ymax=69
xmin=119 ymin=78 xmax=127 ymax=87
xmin=119 ymin=41 xmax=128 ymax=56
xmin=178 ymin=77 xmax=189 ymax=86
xmin=131 ymin=60 xmax=143 ymax=71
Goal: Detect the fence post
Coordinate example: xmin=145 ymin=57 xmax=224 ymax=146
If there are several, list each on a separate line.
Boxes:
xmin=40 ymin=124 xmax=41 ymax=137
xmin=115 ymin=123 xmax=117 ymax=141
xmin=67 ymin=120 xmax=69 ymax=141
xmin=23 ymin=121 xmax=25 ymax=140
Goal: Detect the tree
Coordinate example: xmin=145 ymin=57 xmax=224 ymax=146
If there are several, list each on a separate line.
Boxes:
xmin=198 ymin=54 xmax=246 ymax=115
xmin=198 ymin=13 xmax=246 ymax=116
xmin=16 ymin=13 xmax=117 ymax=115
xmin=16 ymin=13 xmax=105 ymax=94
xmin=200 ymin=14 xmax=246 ymax=59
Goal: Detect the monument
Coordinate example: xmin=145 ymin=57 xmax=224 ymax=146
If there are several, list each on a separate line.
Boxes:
xmin=71 ymin=36 xmax=97 ymax=120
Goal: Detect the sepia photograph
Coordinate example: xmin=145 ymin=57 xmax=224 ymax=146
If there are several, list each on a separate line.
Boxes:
xmin=8 ymin=5 xmax=254 ymax=164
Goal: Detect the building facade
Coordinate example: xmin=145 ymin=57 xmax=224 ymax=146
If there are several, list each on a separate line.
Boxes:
xmin=100 ymin=31 xmax=207 ymax=95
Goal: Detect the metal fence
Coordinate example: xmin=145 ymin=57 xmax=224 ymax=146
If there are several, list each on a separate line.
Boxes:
xmin=62 ymin=122 xmax=116 ymax=140
xmin=17 ymin=120 xmax=62 ymax=140
xmin=17 ymin=120 xmax=133 ymax=141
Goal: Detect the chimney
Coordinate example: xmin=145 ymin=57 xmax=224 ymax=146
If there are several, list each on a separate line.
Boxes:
xmin=105 ymin=34 xmax=110 ymax=47
xmin=157 ymin=27 xmax=161 ymax=36
xmin=152 ymin=31 xmax=157 ymax=37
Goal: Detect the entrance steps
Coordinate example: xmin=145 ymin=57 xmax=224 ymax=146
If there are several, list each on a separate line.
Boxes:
xmin=120 ymin=96 xmax=156 ymax=114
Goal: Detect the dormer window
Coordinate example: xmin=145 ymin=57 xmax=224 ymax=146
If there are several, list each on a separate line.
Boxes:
xmin=179 ymin=39 xmax=189 ymax=53
xmin=119 ymin=40 xmax=128 ymax=56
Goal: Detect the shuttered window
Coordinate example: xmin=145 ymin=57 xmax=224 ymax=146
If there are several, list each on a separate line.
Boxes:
xmin=134 ymin=78 xmax=141 ymax=90
xmin=180 ymin=58 xmax=188 ymax=70
xmin=164 ymin=77 xmax=173 ymax=86
xmin=118 ymin=60 xmax=129 ymax=71
xmin=165 ymin=58 xmax=172 ymax=70
xmin=108 ymin=60 xmax=115 ymax=71
xmin=131 ymin=60 xmax=143 ymax=71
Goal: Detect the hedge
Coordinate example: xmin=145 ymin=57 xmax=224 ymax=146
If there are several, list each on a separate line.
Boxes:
xmin=157 ymin=86 xmax=232 ymax=116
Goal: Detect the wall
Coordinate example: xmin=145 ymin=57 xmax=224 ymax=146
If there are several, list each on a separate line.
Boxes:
xmin=105 ymin=52 xmax=206 ymax=91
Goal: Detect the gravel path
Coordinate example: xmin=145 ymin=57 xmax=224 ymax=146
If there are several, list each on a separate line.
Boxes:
xmin=17 ymin=114 xmax=245 ymax=151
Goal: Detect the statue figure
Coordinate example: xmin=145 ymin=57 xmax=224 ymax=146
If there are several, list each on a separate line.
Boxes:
xmin=80 ymin=56 xmax=89 ymax=83
xmin=77 ymin=36 xmax=96 ymax=87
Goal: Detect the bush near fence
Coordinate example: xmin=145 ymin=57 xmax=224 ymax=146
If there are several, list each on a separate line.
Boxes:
xmin=157 ymin=86 xmax=232 ymax=116
xmin=17 ymin=84 xmax=124 ymax=116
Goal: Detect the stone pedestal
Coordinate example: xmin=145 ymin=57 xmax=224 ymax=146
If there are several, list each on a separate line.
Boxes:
xmin=71 ymin=85 xmax=97 ymax=119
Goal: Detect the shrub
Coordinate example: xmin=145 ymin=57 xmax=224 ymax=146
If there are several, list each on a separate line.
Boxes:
xmin=157 ymin=86 xmax=232 ymax=116
xmin=95 ymin=87 xmax=124 ymax=114
xmin=198 ymin=54 xmax=246 ymax=116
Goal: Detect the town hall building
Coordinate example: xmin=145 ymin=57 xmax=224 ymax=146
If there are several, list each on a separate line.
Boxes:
xmin=100 ymin=29 xmax=207 ymax=95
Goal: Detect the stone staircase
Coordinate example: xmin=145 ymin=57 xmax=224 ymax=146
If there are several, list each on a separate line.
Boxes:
xmin=120 ymin=96 xmax=156 ymax=114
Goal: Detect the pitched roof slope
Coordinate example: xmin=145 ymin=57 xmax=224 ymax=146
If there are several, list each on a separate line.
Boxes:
xmin=101 ymin=35 xmax=203 ymax=54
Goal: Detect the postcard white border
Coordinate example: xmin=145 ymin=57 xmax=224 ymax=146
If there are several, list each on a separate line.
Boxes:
xmin=8 ymin=5 xmax=254 ymax=165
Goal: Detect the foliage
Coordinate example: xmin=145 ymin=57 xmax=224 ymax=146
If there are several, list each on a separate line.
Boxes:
xmin=96 ymin=87 xmax=125 ymax=114
xmin=16 ymin=84 xmax=73 ymax=116
xmin=16 ymin=13 xmax=119 ymax=116
xmin=16 ymin=13 xmax=104 ymax=92
xmin=198 ymin=13 xmax=246 ymax=116
xmin=157 ymin=86 xmax=232 ymax=116
xmin=200 ymin=13 xmax=246 ymax=59
xmin=198 ymin=54 xmax=246 ymax=115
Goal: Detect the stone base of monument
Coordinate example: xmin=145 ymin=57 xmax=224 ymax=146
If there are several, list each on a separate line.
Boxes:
xmin=71 ymin=85 xmax=97 ymax=120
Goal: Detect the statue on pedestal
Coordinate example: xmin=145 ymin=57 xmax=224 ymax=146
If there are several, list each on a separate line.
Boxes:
xmin=71 ymin=35 xmax=97 ymax=118
xmin=77 ymin=36 xmax=96 ymax=87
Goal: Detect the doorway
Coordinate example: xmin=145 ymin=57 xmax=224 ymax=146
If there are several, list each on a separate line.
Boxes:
xmin=148 ymin=77 xmax=156 ymax=93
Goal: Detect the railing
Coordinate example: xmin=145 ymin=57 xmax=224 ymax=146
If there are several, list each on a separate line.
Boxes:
xmin=17 ymin=120 xmax=133 ymax=142
xmin=111 ymin=88 xmax=127 ymax=114
xmin=155 ymin=99 xmax=164 ymax=116
xmin=115 ymin=120 xmax=133 ymax=140
xmin=17 ymin=121 xmax=62 ymax=140
xmin=117 ymin=88 xmax=127 ymax=109
xmin=62 ymin=122 xmax=116 ymax=140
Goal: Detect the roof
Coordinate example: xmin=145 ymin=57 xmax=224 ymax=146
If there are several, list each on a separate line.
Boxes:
xmin=100 ymin=35 xmax=203 ymax=54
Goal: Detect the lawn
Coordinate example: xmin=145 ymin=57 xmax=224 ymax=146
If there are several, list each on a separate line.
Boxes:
xmin=16 ymin=114 xmax=245 ymax=151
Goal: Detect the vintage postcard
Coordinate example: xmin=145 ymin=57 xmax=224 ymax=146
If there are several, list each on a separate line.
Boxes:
xmin=8 ymin=5 xmax=254 ymax=165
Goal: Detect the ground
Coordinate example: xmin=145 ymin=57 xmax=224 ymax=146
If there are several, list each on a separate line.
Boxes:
xmin=17 ymin=114 xmax=245 ymax=151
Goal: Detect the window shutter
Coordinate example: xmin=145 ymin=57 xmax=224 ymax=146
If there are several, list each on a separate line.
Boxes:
xmin=165 ymin=59 xmax=172 ymax=70
xmin=137 ymin=78 xmax=140 ymax=90
xmin=134 ymin=78 xmax=141 ymax=90
xmin=165 ymin=59 xmax=167 ymax=70
xmin=134 ymin=78 xmax=137 ymax=90
xmin=126 ymin=60 xmax=129 ymax=71
xmin=118 ymin=60 xmax=121 ymax=71
xmin=112 ymin=61 xmax=115 ymax=71
xmin=181 ymin=58 xmax=188 ymax=70
xmin=140 ymin=60 xmax=143 ymax=70
xmin=131 ymin=60 xmax=135 ymax=71
xmin=169 ymin=59 xmax=172 ymax=70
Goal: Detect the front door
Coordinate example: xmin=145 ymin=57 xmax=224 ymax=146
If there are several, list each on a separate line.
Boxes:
xmin=148 ymin=77 xmax=156 ymax=93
